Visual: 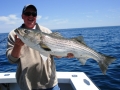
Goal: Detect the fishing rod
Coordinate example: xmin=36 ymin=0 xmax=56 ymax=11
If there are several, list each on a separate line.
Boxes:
xmin=0 ymin=37 xmax=7 ymax=44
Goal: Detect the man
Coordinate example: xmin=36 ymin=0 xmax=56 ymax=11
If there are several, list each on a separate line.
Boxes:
xmin=6 ymin=4 xmax=73 ymax=90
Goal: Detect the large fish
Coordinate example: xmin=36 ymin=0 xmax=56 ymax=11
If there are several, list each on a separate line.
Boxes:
xmin=15 ymin=28 xmax=116 ymax=74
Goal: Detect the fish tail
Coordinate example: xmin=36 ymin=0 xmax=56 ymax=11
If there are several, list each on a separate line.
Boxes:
xmin=98 ymin=55 xmax=116 ymax=75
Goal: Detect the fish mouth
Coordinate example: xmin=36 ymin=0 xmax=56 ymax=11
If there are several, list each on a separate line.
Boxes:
xmin=14 ymin=28 xmax=24 ymax=37
xmin=14 ymin=28 xmax=20 ymax=34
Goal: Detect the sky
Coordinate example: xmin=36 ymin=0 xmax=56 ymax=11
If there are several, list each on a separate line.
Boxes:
xmin=0 ymin=0 xmax=120 ymax=33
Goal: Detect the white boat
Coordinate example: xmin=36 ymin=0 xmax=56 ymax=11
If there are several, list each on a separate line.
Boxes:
xmin=0 ymin=72 xmax=99 ymax=90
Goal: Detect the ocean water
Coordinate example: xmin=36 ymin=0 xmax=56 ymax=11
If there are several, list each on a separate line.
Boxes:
xmin=0 ymin=26 xmax=120 ymax=90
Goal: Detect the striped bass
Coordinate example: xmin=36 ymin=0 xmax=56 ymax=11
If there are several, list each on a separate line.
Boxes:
xmin=15 ymin=28 xmax=116 ymax=74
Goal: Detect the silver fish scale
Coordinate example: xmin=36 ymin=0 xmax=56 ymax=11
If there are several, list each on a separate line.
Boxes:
xmin=42 ymin=34 xmax=103 ymax=61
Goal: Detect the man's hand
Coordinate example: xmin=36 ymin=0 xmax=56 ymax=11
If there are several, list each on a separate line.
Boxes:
xmin=11 ymin=35 xmax=24 ymax=58
xmin=14 ymin=35 xmax=24 ymax=46
xmin=67 ymin=53 xmax=74 ymax=58
xmin=55 ymin=53 xmax=74 ymax=58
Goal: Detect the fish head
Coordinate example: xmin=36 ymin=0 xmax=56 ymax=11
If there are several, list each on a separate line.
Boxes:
xmin=14 ymin=28 xmax=42 ymax=47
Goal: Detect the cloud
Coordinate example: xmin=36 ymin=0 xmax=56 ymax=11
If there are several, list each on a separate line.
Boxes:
xmin=86 ymin=15 xmax=93 ymax=18
xmin=52 ymin=19 xmax=68 ymax=24
xmin=0 ymin=14 xmax=42 ymax=25
xmin=0 ymin=14 xmax=22 ymax=25
xmin=44 ymin=16 xmax=49 ymax=20
xmin=37 ymin=15 xmax=42 ymax=20
xmin=37 ymin=16 xmax=49 ymax=20
xmin=105 ymin=15 xmax=115 ymax=19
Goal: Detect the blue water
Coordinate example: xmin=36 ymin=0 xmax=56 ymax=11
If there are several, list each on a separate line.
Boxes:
xmin=0 ymin=26 xmax=120 ymax=90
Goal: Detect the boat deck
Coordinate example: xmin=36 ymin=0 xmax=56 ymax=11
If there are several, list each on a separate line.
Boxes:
xmin=0 ymin=72 xmax=99 ymax=90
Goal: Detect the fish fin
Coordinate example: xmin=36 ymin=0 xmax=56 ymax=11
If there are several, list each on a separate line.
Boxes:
xmin=50 ymin=32 xmax=64 ymax=38
xmin=78 ymin=58 xmax=87 ymax=65
xmin=71 ymin=36 xmax=86 ymax=45
xmin=39 ymin=43 xmax=51 ymax=51
xmin=98 ymin=55 xmax=116 ymax=75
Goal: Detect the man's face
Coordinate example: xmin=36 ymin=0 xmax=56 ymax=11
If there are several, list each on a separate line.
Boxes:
xmin=22 ymin=8 xmax=37 ymax=29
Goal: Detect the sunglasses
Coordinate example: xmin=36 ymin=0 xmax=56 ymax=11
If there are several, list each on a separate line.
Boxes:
xmin=23 ymin=12 xmax=37 ymax=17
